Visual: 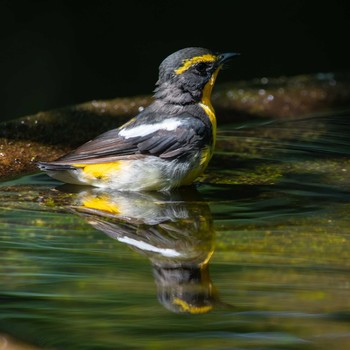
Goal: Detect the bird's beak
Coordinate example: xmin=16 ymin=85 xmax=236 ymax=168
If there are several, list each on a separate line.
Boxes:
xmin=217 ymin=52 xmax=240 ymax=65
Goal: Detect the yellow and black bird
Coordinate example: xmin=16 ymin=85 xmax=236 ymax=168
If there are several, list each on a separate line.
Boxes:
xmin=38 ymin=47 xmax=237 ymax=191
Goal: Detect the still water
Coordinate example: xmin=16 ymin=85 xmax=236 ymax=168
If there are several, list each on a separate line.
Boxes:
xmin=1 ymin=111 xmax=350 ymax=349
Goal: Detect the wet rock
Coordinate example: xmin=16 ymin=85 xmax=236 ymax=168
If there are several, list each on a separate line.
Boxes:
xmin=0 ymin=96 xmax=151 ymax=179
xmin=214 ymin=72 xmax=350 ymax=119
xmin=1 ymin=73 xmax=349 ymax=180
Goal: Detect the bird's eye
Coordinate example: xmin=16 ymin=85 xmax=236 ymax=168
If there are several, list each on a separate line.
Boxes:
xmin=194 ymin=62 xmax=208 ymax=75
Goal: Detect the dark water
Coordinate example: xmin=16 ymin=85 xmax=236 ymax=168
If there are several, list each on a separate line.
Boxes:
xmin=1 ymin=112 xmax=350 ymax=349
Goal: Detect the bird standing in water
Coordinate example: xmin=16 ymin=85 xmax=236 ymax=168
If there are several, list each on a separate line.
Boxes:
xmin=38 ymin=47 xmax=237 ymax=191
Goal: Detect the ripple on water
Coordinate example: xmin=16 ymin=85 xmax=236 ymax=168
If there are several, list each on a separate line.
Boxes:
xmin=1 ymin=111 xmax=350 ymax=349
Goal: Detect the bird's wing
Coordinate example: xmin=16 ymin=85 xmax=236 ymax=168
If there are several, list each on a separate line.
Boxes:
xmin=53 ymin=114 xmax=209 ymax=164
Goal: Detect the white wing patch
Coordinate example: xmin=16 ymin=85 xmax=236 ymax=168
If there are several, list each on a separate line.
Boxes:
xmin=119 ymin=119 xmax=182 ymax=139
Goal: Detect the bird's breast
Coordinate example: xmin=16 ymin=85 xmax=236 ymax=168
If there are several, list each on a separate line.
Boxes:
xmin=199 ymin=102 xmax=216 ymax=148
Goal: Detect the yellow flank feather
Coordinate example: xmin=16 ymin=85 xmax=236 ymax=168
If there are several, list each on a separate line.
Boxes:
xmin=82 ymin=195 xmax=120 ymax=214
xmin=180 ymin=147 xmax=211 ymax=185
xmin=73 ymin=162 xmax=122 ymax=179
xmin=200 ymin=147 xmax=211 ymax=166
xmin=175 ymin=54 xmax=217 ymax=75
xmin=172 ymin=297 xmax=213 ymax=314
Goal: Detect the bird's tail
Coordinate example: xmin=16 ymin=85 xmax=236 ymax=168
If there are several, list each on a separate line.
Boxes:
xmin=37 ymin=161 xmax=76 ymax=172
xmin=36 ymin=161 xmax=86 ymax=185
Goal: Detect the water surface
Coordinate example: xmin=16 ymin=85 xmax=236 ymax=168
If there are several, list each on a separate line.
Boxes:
xmin=1 ymin=111 xmax=350 ymax=349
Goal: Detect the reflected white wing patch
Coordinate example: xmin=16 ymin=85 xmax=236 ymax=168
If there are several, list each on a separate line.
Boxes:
xmin=118 ymin=236 xmax=181 ymax=257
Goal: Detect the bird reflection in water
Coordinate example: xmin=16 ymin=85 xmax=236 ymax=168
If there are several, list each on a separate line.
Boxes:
xmin=58 ymin=185 xmax=223 ymax=314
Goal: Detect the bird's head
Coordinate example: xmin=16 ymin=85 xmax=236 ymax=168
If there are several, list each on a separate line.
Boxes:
xmin=154 ymin=47 xmax=238 ymax=105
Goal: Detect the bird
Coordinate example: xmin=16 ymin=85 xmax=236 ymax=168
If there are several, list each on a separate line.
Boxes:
xmin=37 ymin=47 xmax=238 ymax=191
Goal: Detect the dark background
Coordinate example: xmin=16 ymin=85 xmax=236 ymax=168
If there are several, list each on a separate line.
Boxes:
xmin=1 ymin=0 xmax=349 ymax=121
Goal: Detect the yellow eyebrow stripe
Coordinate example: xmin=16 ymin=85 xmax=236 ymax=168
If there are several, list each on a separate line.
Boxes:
xmin=174 ymin=54 xmax=217 ymax=75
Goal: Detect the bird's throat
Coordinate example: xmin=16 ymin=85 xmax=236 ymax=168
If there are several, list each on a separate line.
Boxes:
xmin=199 ymin=66 xmax=221 ymax=147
